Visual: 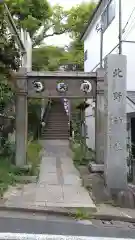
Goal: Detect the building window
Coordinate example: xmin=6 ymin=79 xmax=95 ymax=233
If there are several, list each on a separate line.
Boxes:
xmin=108 ymin=0 xmax=115 ymax=23
xmin=102 ymin=8 xmax=108 ymax=31
xmin=101 ymin=0 xmax=115 ymax=32
xmin=84 ymin=50 xmax=88 ymax=61
xmin=103 ymin=0 xmax=110 ymax=7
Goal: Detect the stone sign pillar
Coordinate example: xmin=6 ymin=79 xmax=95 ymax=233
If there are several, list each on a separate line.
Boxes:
xmin=95 ymin=68 xmax=105 ymax=164
xmin=15 ymin=70 xmax=28 ymax=167
xmin=104 ymin=54 xmax=127 ymax=191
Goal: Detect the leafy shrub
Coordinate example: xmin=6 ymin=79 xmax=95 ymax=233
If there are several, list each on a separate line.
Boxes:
xmin=0 ymin=140 xmax=15 ymax=164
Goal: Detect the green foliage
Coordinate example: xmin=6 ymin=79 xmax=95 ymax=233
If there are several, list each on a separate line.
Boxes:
xmin=28 ymin=99 xmax=42 ymax=139
xmin=6 ymin=0 xmax=96 ymax=48
xmin=0 ymin=157 xmax=16 ymax=197
xmin=32 ymin=41 xmax=84 ymax=72
xmin=72 ymin=140 xmax=94 ymax=166
xmin=0 ymin=2 xmax=19 ymax=118
xmin=0 ymin=13 xmax=20 ymax=72
xmin=71 ymin=100 xmax=95 ymax=166
xmin=75 ymin=208 xmax=91 ymax=220
xmin=0 ymin=140 xmax=42 ymax=197
xmin=0 ymin=77 xmax=14 ymax=110
xmin=67 ymin=2 xmax=96 ymax=39
xmin=32 ymin=46 xmax=64 ymax=71
xmin=6 ymin=0 xmax=68 ymax=46
xmin=64 ymin=40 xmax=84 ymax=71
xmin=7 ymin=0 xmax=52 ymax=39
xmin=27 ymin=140 xmax=42 ymax=176
xmin=31 ymin=2 xmax=97 ymax=70
xmin=0 ymin=140 xmax=15 ymax=164
xmin=66 ymin=1 xmax=96 ymax=70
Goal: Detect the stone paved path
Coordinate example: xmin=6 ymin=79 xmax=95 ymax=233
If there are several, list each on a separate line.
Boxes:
xmin=3 ymin=140 xmax=96 ymax=212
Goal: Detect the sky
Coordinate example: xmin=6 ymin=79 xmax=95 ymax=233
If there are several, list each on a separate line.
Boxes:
xmin=49 ymin=0 xmax=91 ymax=10
xmin=44 ymin=0 xmax=95 ymax=47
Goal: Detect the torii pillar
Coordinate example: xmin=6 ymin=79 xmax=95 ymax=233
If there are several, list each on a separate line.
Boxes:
xmin=15 ymin=69 xmax=28 ymax=167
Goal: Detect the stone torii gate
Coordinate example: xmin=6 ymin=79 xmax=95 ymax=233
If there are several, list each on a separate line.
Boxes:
xmin=14 ymin=54 xmax=128 ymax=193
xmin=2 ymin=2 xmax=128 ymax=194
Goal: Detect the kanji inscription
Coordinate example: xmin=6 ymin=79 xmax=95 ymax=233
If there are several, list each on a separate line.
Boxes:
xmin=104 ymin=54 xmax=127 ymax=190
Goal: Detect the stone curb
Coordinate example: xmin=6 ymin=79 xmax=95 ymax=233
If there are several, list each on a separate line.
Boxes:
xmin=0 ymin=205 xmax=79 ymax=217
xmin=0 ymin=205 xmax=135 ymax=223
xmin=93 ymin=214 xmax=135 ymax=223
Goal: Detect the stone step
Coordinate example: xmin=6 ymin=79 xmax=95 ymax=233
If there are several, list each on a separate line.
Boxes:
xmin=42 ymin=134 xmax=69 ymax=138
xmin=49 ymin=109 xmax=67 ymax=112
xmin=42 ymin=134 xmax=69 ymax=137
xmin=42 ymin=128 xmax=68 ymax=131
xmin=42 ymin=133 xmax=69 ymax=136
xmin=47 ymin=120 xmax=68 ymax=123
xmin=45 ymin=124 xmax=68 ymax=126
xmin=47 ymin=118 xmax=68 ymax=120
xmin=42 ymin=101 xmax=69 ymax=139
xmin=46 ymin=124 xmax=68 ymax=127
xmin=43 ymin=131 xmax=68 ymax=134
xmin=47 ymin=114 xmax=68 ymax=117
xmin=41 ymin=136 xmax=69 ymax=139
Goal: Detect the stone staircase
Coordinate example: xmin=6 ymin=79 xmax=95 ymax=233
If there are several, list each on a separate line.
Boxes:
xmin=41 ymin=99 xmax=69 ymax=140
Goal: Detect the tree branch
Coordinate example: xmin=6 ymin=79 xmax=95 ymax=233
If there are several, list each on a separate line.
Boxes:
xmin=45 ymin=29 xmax=67 ymax=37
xmin=32 ymin=28 xmax=68 ymax=47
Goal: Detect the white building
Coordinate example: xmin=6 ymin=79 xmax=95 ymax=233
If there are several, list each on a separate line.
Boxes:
xmin=81 ymin=0 xmax=135 ymax=160
xmin=20 ymin=29 xmax=32 ymax=72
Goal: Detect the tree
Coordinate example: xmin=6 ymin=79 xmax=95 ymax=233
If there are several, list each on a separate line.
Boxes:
xmin=4 ymin=0 xmax=96 ymax=72
xmin=0 ymin=4 xmax=21 ymax=151
xmin=6 ymin=0 xmax=68 ymax=47
xmin=0 ymin=4 xmax=20 ymax=108
xmin=0 ymin=4 xmax=20 ymax=73
xmin=67 ymin=2 xmax=96 ymax=39
xmin=65 ymin=2 xmax=96 ymax=70
xmin=32 ymin=2 xmax=97 ymax=71
xmin=61 ymin=40 xmax=84 ymax=71
xmin=32 ymin=46 xmax=65 ymax=71
xmin=6 ymin=0 xmax=96 ymax=48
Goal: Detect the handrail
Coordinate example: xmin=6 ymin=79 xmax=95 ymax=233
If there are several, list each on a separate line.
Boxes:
xmin=41 ymin=99 xmax=52 ymax=125
xmin=39 ymin=99 xmax=52 ymax=138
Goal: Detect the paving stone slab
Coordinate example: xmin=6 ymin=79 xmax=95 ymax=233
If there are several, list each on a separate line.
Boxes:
xmin=35 ymin=185 xmax=64 ymax=203
xmin=63 ymin=174 xmax=82 ymax=185
xmin=39 ymin=173 xmax=58 ymax=185
xmin=2 ymin=140 xmax=96 ymax=213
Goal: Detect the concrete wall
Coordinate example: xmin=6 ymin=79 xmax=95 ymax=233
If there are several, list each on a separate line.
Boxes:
xmin=84 ymin=18 xmax=100 ymax=72
xmin=102 ymin=0 xmax=119 ymax=58
xmin=122 ymin=42 xmax=135 ymax=90
xmin=121 ymin=0 xmax=135 ymax=41
xmin=21 ymin=29 xmax=32 ymax=71
xmin=85 ymin=97 xmax=135 ymax=157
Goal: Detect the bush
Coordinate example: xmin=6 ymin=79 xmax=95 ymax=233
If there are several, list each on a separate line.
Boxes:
xmin=72 ymin=140 xmax=95 ymax=166
xmin=28 ymin=99 xmax=42 ymax=140
xmin=27 ymin=141 xmax=42 ymax=176
xmin=0 ymin=140 xmax=15 ymax=164
xmin=0 ymin=140 xmax=42 ymax=197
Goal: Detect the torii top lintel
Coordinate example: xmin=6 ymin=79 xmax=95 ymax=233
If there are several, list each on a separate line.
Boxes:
xmin=16 ymin=70 xmax=97 ymax=79
xmin=15 ymin=70 xmax=99 ymax=99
